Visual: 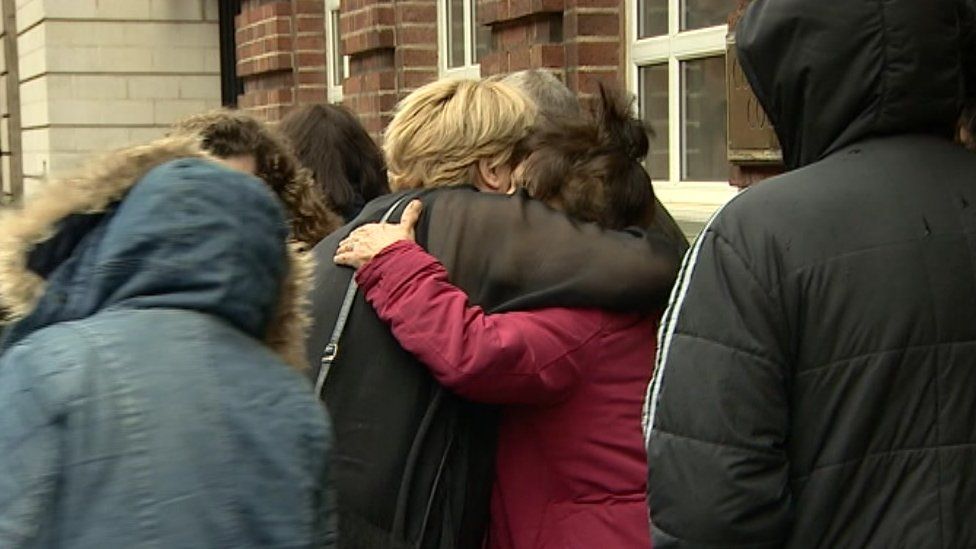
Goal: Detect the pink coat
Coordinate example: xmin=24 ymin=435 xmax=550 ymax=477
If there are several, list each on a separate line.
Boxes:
xmin=356 ymin=241 xmax=656 ymax=549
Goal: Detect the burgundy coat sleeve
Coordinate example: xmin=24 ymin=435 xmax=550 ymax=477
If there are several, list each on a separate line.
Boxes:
xmin=356 ymin=240 xmax=606 ymax=405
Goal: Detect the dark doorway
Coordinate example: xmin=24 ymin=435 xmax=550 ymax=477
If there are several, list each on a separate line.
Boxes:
xmin=218 ymin=0 xmax=244 ymax=107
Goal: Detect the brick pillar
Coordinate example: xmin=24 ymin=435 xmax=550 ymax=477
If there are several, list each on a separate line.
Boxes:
xmin=563 ymin=0 xmax=622 ymax=99
xmin=342 ymin=0 xmax=437 ymax=140
xmin=342 ymin=0 xmax=396 ymax=137
xmin=479 ymin=0 xmax=565 ymax=78
xmin=293 ymin=1 xmax=329 ymax=107
xmin=235 ymin=0 xmax=328 ymax=122
xmin=478 ymin=0 xmax=621 ymax=105
xmin=394 ymin=1 xmax=438 ymax=98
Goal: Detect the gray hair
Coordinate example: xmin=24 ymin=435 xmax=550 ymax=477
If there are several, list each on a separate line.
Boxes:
xmin=502 ymin=69 xmax=581 ymax=121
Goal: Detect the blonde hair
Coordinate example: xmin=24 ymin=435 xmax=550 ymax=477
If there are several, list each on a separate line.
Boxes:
xmin=384 ymin=78 xmax=537 ymax=190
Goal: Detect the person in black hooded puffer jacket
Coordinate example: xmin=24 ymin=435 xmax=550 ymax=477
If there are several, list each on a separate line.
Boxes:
xmin=958 ymin=0 xmax=976 ymax=150
xmin=644 ymin=0 xmax=976 ymax=547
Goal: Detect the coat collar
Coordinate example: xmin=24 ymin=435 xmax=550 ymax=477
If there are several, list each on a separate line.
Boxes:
xmin=0 ymin=137 xmax=313 ymax=371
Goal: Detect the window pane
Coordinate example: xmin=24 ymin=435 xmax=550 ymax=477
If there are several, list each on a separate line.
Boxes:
xmin=471 ymin=1 xmax=490 ymax=62
xmin=471 ymin=0 xmax=491 ymax=63
xmin=681 ymin=0 xmax=733 ymax=30
xmin=330 ymin=10 xmax=343 ymax=84
xmin=681 ymin=56 xmax=728 ymax=181
xmin=474 ymin=25 xmax=491 ymax=62
xmin=639 ymin=64 xmax=669 ymax=181
xmin=447 ymin=0 xmax=465 ymax=68
xmin=638 ymin=0 xmax=668 ymax=38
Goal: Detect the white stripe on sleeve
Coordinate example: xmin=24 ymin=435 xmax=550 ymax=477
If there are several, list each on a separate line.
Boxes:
xmin=642 ymin=198 xmax=736 ymax=445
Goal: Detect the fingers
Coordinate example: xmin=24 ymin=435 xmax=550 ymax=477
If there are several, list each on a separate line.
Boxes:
xmin=337 ymin=236 xmax=355 ymax=252
xmin=334 ymin=206 xmax=420 ymax=269
xmin=400 ymin=200 xmax=423 ymax=232
xmin=333 ymin=251 xmax=360 ymax=269
xmin=346 ymin=223 xmax=379 ymax=240
xmin=339 ymin=224 xmax=378 ymax=252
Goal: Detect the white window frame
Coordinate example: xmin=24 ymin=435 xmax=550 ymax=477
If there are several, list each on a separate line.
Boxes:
xmin=325 ymin=0 xmax=350 ymax=103
xmin=437 ymin=0 xmax=481 ymax=79
xmin=627 ymin=0 xmax=737 ymax=224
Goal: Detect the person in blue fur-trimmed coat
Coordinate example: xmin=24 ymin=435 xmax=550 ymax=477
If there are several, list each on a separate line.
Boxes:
xmin=0 ymin=137 xmax=335 ymax=548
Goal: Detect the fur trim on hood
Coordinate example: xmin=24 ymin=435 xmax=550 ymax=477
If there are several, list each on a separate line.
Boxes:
xmin=0 ymin=136 xmax=314 ymax=371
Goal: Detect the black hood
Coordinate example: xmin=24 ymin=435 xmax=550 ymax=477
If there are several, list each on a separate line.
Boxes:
xmin=736 ymin=0 xmax=965 ymax=169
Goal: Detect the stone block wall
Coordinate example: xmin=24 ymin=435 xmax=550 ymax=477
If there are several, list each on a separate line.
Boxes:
xmin=14 ymin=0 xmax=222 ymax=195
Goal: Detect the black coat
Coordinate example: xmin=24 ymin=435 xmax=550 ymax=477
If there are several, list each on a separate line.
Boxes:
xmin=308 ymin=187 xmax=683 ymax=549
xmin=645 ymin=0 xmax=976 ymax=547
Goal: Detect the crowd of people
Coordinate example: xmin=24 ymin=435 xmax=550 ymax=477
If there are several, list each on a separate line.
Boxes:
xmin=1 ymin=0 xmax=976 ymax=547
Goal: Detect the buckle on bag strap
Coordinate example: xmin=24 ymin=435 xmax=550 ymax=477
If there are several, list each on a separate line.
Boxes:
xmin=314 ymin=194 xmax=412 ymax=399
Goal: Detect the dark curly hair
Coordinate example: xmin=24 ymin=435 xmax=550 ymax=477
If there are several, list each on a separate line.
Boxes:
xmin=515 ymin=84 xmax=656 ymax=230
xmin=171 ymin=109 xmax=342 ymax=246
xmin=279 ymin=104 xmax=389 ymax=222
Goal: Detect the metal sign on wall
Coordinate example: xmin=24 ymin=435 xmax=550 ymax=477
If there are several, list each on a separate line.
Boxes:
xmin=726 ymin=33 xmax=782 ymax=165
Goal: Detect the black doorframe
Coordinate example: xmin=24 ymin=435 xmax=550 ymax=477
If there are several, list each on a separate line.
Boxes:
xmin=218 ymin=0 xmax=244 ymax=107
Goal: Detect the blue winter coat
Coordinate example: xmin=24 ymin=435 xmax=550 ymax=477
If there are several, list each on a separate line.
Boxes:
xmin=0 ymin=154 xmax=335 ymax=548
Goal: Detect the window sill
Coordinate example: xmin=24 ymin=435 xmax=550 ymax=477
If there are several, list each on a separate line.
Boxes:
xmin=439 ymin=65 xmax=481 ymax=80
xmin=653 ymin=181 xmax=738 ymax=238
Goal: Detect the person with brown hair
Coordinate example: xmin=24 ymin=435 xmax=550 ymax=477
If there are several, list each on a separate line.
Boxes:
xmin=279 ymin=104 xmax=389 ymax=223
xmin=332 ymin=85 xmax=662 ymax=549
xmin=504 ymin=69 xmax=689 ymax=251
xmin=172 ymin=109 xmax=342 ymax=246
xmin=306 ymin=77 xmax=680 ymax=549
xmin=514 ymin=85 xmax=656 ymax=230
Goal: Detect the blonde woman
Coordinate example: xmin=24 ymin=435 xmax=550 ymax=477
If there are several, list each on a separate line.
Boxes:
xmin=306 ymin=78 xmax=680 ymax=549
xmin=383 ymin=77 xmax=535 ymax=193
xmin=336 ymin=85 xmax=664 ymax=549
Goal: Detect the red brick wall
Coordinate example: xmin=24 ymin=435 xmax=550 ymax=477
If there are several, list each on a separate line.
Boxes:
xmin=236 ymin=0 xmax=329 ymax=121
xmin=479 ymin=0 xmax=565 ymax=75
xmin=233 ymin=0 xmax=627 ymax=131
xmin=563 ymin=0 xmax=622 ymax=98
xmin=341 ymin=0 xmax=439 ymax=138
xmin=341 ymin=0 xmax=394 ymax=136
xmin=479 ymin=0 xmax=624 ymax=102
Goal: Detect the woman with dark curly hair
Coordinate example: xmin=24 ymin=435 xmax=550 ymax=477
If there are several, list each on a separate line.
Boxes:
xmin=279 ymin=104 xmax=390 ymax=223
xmin=171 ymin=109 xmax=343 ymax=246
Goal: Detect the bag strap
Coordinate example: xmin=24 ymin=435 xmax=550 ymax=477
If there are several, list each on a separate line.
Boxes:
xmin=314 ymin=194 xmax=413 ymax=398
